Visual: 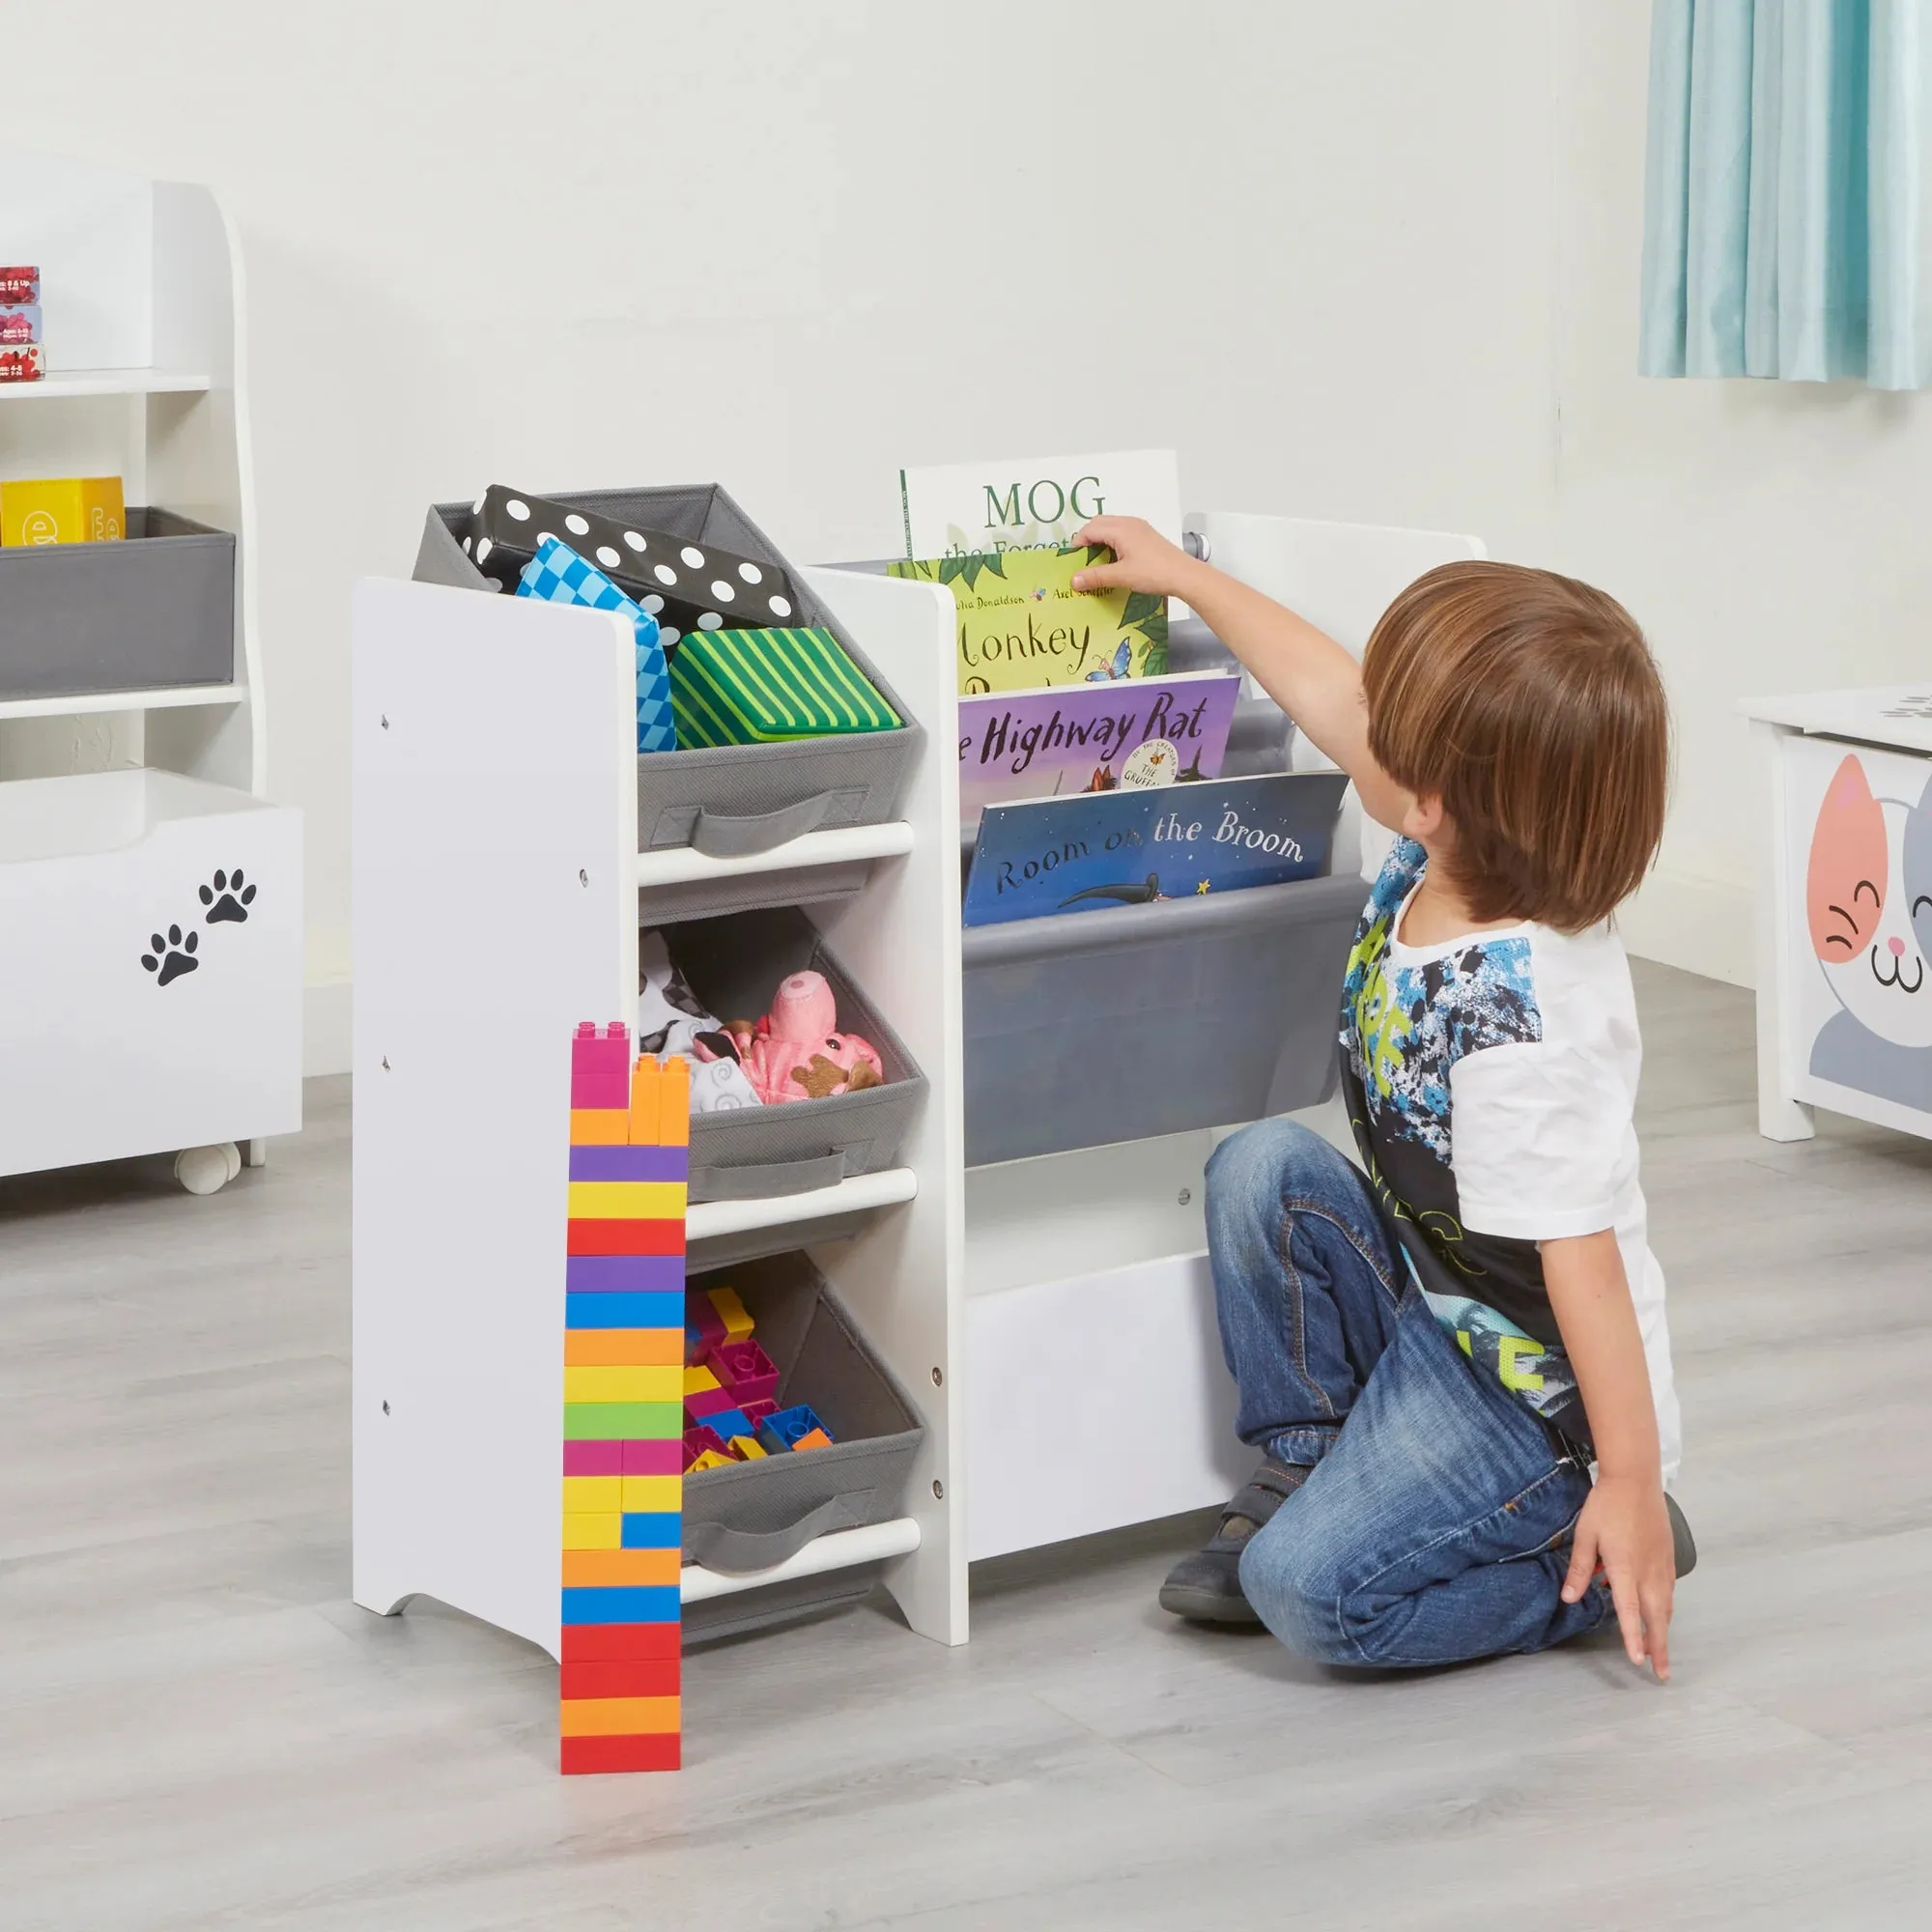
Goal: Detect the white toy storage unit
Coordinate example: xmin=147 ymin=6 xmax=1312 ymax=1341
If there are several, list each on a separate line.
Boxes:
xmin=350 ymin=505 xmax=1479 ymax=1663
xmin=0 ymin=150 xmax=301 ymax=1191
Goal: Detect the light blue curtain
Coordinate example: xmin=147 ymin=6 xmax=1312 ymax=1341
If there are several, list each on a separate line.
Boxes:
xmin=1640 ymin=0 xmax=1932 ymax=386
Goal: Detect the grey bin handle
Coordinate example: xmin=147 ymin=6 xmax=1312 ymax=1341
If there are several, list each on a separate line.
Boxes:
xmin=683 ymin=1493 xmax=872 ymax=1573
xmin=690 ymin=793 xmax=841 ymax=858
xmin=689 ymin=1151 xmax=848 ymax=1201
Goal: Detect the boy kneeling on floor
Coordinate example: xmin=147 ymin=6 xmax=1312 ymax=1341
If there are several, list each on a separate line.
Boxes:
xmin=1075 ymin=521 xmax=1691 ymax=1679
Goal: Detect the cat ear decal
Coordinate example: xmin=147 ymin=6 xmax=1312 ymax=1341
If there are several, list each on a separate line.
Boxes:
xmin=1807 ymin=754 xmax=1888 ymax=961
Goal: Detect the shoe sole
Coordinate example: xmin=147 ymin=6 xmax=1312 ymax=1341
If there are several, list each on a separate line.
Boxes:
xmin=1157 ymin=1580 xmax=1264 ymax=1626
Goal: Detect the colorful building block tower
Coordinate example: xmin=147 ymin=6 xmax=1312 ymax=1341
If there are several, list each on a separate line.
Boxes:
xmin=559 ymin=1022 xmax=689 ymax=1774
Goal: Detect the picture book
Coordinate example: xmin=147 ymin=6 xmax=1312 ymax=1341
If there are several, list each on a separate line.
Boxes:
xmin=890 ymin=546 xmax=1168 ymax=695
xmin=962 ymin=772 xmax=1350 ymax=927
xmin=898 ymin=447 xmax=1182 ymax=560
xmin=956 ymin=671 xmax=1242 ymax=819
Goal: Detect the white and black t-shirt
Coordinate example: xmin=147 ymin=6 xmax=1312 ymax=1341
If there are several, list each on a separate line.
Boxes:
xmin=1339 ymin=838 xmax=1681 ymax=1478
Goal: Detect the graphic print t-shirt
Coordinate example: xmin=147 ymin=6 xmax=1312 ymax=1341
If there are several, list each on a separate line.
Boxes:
xmin=1339 ymin=839 xmax=1681 ymax=1476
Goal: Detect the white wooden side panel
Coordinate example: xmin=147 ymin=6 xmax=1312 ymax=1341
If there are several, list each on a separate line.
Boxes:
xmin=351 ymin=581 xmax=637 ymax=1659
xmin=967 ymin=1254 xmax=1248 ymax=1561
xmin=807 ymin=567 xmax=969 ymax=1645
xmin=0 ymin=775 xmax=300 ymax=1176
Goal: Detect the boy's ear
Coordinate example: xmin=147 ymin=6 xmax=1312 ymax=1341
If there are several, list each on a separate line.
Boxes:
xmin=1404 ymin=792 xmax=1447 ymax=840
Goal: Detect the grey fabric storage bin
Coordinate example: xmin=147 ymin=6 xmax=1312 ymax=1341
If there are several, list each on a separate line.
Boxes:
xmin=0 ymin=508 xmax=234 ymax=699
xmin=660 ymin=905 xmax=926 ymax=1202
xmin=683 ymin=1252 xmax=923 ymax=1579
xmin=414 ymin=485 xmax=922 ymax=860
xmin=962 ymin=866 xmax=1367 ymax=1166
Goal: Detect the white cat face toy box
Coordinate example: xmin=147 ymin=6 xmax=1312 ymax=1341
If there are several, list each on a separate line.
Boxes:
xmin=1790 ymin=739 xmax=1932 ymax=1121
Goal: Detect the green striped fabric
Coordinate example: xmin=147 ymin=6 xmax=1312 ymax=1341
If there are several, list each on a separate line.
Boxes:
xmin=670 ymin=627 xmax=900 ymax=748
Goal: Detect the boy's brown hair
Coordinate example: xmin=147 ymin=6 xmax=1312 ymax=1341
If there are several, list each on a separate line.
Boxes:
xmin=1363 ymin=561 xmax=1668 ymax=932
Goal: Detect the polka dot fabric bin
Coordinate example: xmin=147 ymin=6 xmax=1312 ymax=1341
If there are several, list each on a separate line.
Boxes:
xmin=414 ymin=483 xmax=923 ymax=871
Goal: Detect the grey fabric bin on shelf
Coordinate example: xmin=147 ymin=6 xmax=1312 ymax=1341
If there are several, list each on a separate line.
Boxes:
xmin=660 ymin=904 xmax=926 ymax=1203
xmin=961 ymin=864 xmax=1366 ymax=1166
xmin=413 ymin=485 xmax=922 ymax=861
xmin=682 ymin=1251 xmax=923 ymax=1641
xmin=0 ymin=508 xmax=234 ymax=699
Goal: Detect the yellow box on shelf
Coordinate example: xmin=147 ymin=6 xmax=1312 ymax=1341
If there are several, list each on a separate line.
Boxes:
xmin=1 ymin=476 xmax=125 ymax=546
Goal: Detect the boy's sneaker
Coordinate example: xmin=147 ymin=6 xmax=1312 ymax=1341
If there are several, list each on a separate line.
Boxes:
xmin=1665 ymin=1492 xmax=1697 ymax=1577
xmin=1157 ymin=1459 xmax=1309 ymax=1625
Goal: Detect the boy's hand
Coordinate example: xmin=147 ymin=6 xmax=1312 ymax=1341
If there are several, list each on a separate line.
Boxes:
xmin=1070 ymin=516 xmax=1197 ymax=600
xmin=1562 ymin=1471 xmax=1675 ymax=1680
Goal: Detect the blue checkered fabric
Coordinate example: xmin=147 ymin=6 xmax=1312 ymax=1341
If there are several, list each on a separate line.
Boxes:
xmin=517 ymin=537 xmax=675 ymax=753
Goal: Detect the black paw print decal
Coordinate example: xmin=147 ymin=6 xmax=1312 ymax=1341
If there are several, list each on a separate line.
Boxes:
xmin=200 ymin=868 xmax=257 ymax=924
xmin=141 ymin=925 xmax=199 ymax=987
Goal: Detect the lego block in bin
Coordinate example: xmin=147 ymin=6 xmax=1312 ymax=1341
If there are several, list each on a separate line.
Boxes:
xmin=706 ymin=1286 xmax=753 ymax=1342
xmin=755 ymin=1404 xmax=834 ymax=1455
xmin=704 ymin=1407 xmax=752 ymax=1447
xmin=792 ymin=1427 xmax=833 ymax=1452
xmin=689 ymin=1449 xmax=732 ymax=1471
xmin=682 ymin=1425 xmax=726 ymax=1470
xmin=706 ymin=1337 xmax=778 ymax=1407
xmin=727 ymin=1435 xmax=767 ymax=1461
xmin=682 ymin=1366 xmax=730 ymax=1420
xmin=741 ymin=1398 xmax=778 ymax=1429
xmin=464 ymin=483 xmax=799 ymax=642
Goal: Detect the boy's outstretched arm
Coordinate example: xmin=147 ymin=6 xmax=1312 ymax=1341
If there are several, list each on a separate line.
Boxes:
xmin=1072 ymin=516 xmax=1376 ymax=787
xmin=1543 ymin=1229 xmax=1675 ymax=1680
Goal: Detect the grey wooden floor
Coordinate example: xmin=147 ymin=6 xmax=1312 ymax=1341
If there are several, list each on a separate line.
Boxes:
xmin=5 ymin=961 xmax=1932 ymax=1929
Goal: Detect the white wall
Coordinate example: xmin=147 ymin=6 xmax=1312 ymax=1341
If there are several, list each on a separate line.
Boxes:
xmin=13 ymin=2 xmax=1927 ymax=1058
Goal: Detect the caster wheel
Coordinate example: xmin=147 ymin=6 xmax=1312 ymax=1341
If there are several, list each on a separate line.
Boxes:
xmin=176 ymin=1143 xmax=242 ymax=1195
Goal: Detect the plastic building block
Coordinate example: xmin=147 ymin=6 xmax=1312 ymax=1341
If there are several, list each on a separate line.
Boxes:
xmin=681 ymin=1364 xmax=727 ymax=1416
xmin=563 ymin=1512 xmax=624 ymax=1549
xmin=689 ymin=1449 xmax=732 ymax=1471
xmin=704 ymin=1407 xmax=752 ymax=1446
xmin=570 ymin=1107 xmax=631 ymax=1145
xmin=567 ymin=1179 xmax=687 ymax=1222
xmin=570 ymin=1145 xmax=688 ymax=1182
xmin=566 ymin=1289 xmax=683 ymax=1328
xmin=563 ymin=1401 xmax=682 ymax=1440
xmin=562 ymin=1548 xmax=681 ymax=1588
xmin=682 ymin=1425 xmax=726 ymax=1469
xmin=563 ymin=1475 xmax=623 ymax=1513
xmin=623 ymin=1438 xmax=682 ymax=1476
xmin=557 ymin=1694 xmax=681 ymax=1738
xmin=561 ymin=1622 xmax=679 ymax=1663
xmin=565 ymin=1327 xmax=683 ymax=1368
xmin=659 ymin=1054 xmax=690 ymax=1148
xmin=705 ymin=1285 xmax=753 ymax=1341
xmin=562 ymin=1441 xmax=627 ymax=1477
xmin=741 ymin=1398 xmax=778 ymax=1428
xmin=791 ymin=1428 xmax=833 ymax=1452
xmin=628 ymin=1053 xmax=661 ymax=1147
xmin=567 ymin=1217 xmax=685 ymax=1259
xmin=566 ymin=1256 xmax=683 ymax=1294
xmin=619 ymin=1512 xmax=681 ymax=1550
xmin=565 ymin=1365 xmax=681 ymax=1406
xmin=727 ymin=1435 xmax=768 ymax=1461
xmin=706 ymin=1337 xmax=778 ymax=1407
xmin=620 ymin=1474 xmax=681 ymax=1513
xmin=571 ymin=1020 xmax=632 ymax=1111
xmin=754 ymin=1404 xmax=834 ymax=1455
xmin=561 ymin=1585 xmax=681 ymax=1625
xmin=561 ymin=1733 xmax=681 ymax=1775
xmin=687 ymin=1297 xmax=728 ymax=1357
xmin=560 ymin=1657 xmax=679 ymax=1700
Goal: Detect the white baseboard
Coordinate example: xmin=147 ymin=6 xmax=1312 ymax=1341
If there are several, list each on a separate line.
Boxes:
xmin=1617 ymin=865 xmax=1755 ymax=989
xmin=304 ymin=975 xmax=352 ymax=1077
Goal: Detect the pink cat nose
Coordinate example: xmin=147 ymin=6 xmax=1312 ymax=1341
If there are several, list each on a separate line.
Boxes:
xmin=1889 ymin=936 xmax=1907 ymax=956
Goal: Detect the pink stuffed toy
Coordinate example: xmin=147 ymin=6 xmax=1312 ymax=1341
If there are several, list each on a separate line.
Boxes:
xmin=694 ymin=969 xmax=885 ymax=1104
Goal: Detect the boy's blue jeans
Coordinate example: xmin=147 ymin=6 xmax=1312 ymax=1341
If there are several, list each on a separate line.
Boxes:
xmin=1207 ymin=1119 xmax=1609 ymax=1667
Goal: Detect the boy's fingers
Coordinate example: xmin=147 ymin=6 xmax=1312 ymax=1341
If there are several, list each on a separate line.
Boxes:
xmin=1640 ymin=1577 xmax=1673 ymax=1681
xmin=1560 ymin=1527 xmax=1597 ymax=1604
xmin=1606 ymin=1567 xmax=1647 ymax=1667
xmin=1069 ymin=561 xmax=1127 ymax=591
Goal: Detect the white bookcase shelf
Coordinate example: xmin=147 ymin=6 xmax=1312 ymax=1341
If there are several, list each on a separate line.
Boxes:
xmin=0 ymin=149 xmax=298 ymax=1189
